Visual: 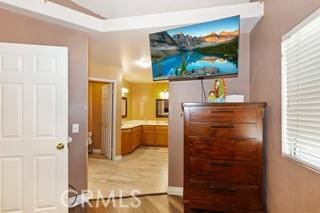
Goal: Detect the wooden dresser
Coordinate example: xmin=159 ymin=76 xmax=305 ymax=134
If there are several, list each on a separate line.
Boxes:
xmin=183 ymin=103 xmax=266 ymax=213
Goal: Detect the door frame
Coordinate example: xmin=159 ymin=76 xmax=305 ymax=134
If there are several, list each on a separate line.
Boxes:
xmin=88 ymin=77 xmax=116 ymax=160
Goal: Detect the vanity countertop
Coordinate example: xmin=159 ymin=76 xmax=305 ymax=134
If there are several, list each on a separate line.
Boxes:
xmin=121 ymin=120 xmax=168 ymax=129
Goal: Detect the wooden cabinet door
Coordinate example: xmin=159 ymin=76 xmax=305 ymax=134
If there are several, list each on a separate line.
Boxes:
xmin=156 ymin=131 xmax=168 ymax=146
xmin=142 ymin=126 xmax=156 ymax=146
xmin=156 ymin=126 xmax=168 ymax=146
xmin=137 ymin=126 xmax=142 ymax=146
xmin=131 ymin=129 xmax=139 ymax=151
xmin=131 ymin=131 xmax=136 ymax=151
xmin=143 ymin=131 xmax=156 ymax=145
xmin=134 ymin=126 xmax=142 ymax=148
xmin=121 ymin=130 xmax=132 ymax=155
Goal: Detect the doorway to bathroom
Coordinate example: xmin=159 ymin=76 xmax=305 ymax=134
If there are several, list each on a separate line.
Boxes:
xmin=88 ymin=79 xmax=115 ymax=160
xmin=87 ymin=80 xmax=169 ymax=199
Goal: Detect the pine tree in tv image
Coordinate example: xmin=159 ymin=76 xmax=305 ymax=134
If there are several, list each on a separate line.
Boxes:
xmin=149 ymin=16 xmax=240 ymax=81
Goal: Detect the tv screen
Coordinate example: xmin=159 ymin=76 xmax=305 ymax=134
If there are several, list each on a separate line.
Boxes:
xmin=149 ymin=16 xmax=240 ymax=81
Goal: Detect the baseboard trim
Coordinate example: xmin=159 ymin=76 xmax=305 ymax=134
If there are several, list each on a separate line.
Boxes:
xmin=92 ymin=149 xmax=101 ymax=154
xmin=114 ymin=155 xmax=122 ymax=161
xmin=167 ymin=186 xmax=183 ymax=196
xmin=69 ymin=192 xmax=89 ymax=208
xmin=89 ymin=192 xmax=167 ymax=201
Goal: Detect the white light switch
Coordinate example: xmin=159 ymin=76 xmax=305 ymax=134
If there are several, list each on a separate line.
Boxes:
xmin=72 ymin=124 xmax=80 ymax=133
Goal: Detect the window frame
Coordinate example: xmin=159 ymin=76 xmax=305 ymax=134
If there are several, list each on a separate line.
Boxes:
xmin=281 ymin=8 xmax=320 ymax=173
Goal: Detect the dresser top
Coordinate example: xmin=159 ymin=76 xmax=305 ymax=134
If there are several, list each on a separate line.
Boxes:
xmin=182 ymin=102 xmax=267 ymax=109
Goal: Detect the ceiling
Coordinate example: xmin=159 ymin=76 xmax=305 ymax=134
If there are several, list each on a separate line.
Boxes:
xmin=83 ymin=0 xmax=252 ymax=83
xmin=89 ymin=27 xmax=175 ymax=83
xmin=49 ymin=0 xmax=105 ymax=18
xmin=0 ymin=0 xmax=254 ymax=83
xmin=71 ymin=0 xmax=249 ymax=19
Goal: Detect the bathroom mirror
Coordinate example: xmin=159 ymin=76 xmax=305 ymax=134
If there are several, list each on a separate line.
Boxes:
xmin=122 ymin=97 xmax=127 ymax=118
xmin=156 ymin=99 xmax=169 ymax=118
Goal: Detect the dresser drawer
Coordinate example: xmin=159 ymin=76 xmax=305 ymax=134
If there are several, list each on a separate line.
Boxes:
xmin=188 ymin=137 xmax=258 ymax=161
xmin=188 ymin=158 xmax=258 ymax=185
xmin=187 ymin=181 xmax=262 ymax=210
xmin=189 ymin=108 xmax=257 ymax=123
xmin=189 ymin=122 xmax=257 ymax=138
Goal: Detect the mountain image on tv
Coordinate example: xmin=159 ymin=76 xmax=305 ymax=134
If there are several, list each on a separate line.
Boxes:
xmin=149 ymin=16 xmax=240 ymax=81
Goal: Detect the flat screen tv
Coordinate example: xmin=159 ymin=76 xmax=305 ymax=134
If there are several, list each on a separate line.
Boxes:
xmin=149 ymin=16 xmax=240 ymax=81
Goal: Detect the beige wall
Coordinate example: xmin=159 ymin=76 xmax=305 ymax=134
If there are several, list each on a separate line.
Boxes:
xmin=89 ymin=63 xmax=123 ymax=156
xmin=122 ymin=79 xmax=133 ymax=120
xmin=168 ymin=33 xmax=250 ymax=187
xmin=130 ymin=82 xmax=169 ymax=121
xmin=0 ymin=9 xmax=89 ymax=193
xmin=122 ymin=80 xmax=169 ymax=121
xmin=250 ymin=0 xmax=320 ymax=212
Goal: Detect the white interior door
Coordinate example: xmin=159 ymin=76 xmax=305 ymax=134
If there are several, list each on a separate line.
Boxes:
xmin=0 ymin=43 xmax=68 ymax=213
xmin=101 ymin=84 xmax=113 ymax=160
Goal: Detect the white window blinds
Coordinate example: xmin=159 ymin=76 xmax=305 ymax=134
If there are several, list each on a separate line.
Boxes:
xmin=282 ymin=11 xmax=320 ymax=172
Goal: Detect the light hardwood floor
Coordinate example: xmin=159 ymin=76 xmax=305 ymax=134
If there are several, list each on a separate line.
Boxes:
xmin=69 ymin=195 xmax=184 ymax=213
xmin=88 ymin=146 xmax=168 ymax=198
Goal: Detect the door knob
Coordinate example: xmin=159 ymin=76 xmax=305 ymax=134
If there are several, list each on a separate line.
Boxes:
xmin=56 ymin=143 xmax=65 ymax=150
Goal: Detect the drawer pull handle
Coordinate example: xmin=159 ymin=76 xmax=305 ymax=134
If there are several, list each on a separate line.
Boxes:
xmin=209 ymin=184 xmax=236 ymax=191
xmin=210 ymin=162 xmax=234 ymax=167
xmin=210 ymin=125 xmax=234 ymax=129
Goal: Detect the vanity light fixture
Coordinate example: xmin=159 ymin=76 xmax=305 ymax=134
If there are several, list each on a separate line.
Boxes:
xmin=159 ymin=91 xmax=169 ymax=99
xmin=122 ymin=87 xmax=129 ymax=96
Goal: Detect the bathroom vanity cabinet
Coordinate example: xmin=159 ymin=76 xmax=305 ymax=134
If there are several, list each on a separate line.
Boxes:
xmin=121 ymin=124 xmax=168 ymax=155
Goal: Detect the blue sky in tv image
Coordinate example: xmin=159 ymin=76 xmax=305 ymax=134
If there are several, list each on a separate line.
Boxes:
xmin=149 ymin=16 xmax=240 ymax=81
xmin=167 ymin=16 xmax=240 ymax=37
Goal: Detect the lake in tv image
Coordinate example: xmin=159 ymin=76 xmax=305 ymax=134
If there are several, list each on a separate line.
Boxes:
xmin=149 ymin=16 xmax=240 ymax=81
